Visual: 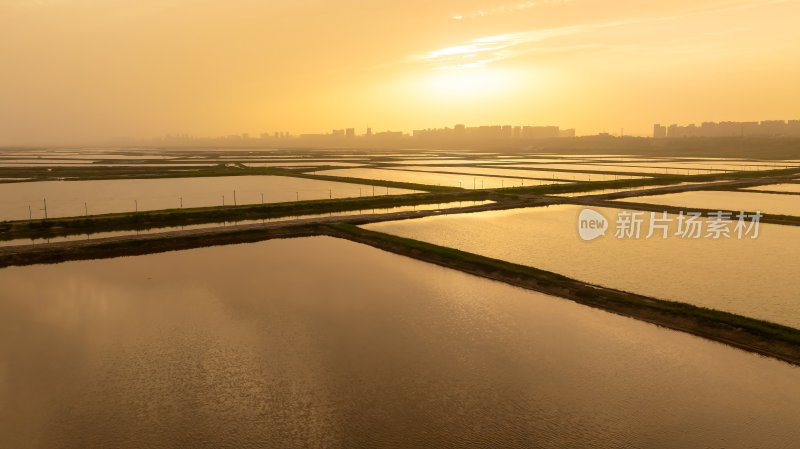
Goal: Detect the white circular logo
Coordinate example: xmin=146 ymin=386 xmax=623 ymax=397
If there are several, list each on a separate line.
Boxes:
xmin=578 ymin=208 xmax=608 ymax=241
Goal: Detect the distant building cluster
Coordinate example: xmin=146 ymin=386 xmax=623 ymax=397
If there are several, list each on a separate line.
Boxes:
xmin=300 ymin=124 xmax=575 ymax=140
xmin=413 ymin=124 xmax=575 ymax=139
xmin=158 ymin=123 xmax=576 ymax=147
xmin=654 ymin=120 xmax=800 ymax=138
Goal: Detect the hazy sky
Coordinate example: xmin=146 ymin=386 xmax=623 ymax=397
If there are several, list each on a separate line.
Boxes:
xmin=1 ymin=0 xmax=799 ymax=143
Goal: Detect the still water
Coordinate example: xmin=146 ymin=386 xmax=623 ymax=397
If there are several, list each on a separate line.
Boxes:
xmin=1 ymin=236 xmax=799 ymax=448
xmin=619 ymin=190 xmax=800 ymax=217
xmin=395 ymin=165 xmax=644 ymax=181
xmin=505 ymin=163 xmax=685 ymax=174
xmin=742 ymin=183 xmax=800 ymax=194
xmin=365 ymin=204 xmax=800 ymax=328
xmin=0 ymin=176 xmax=420 ymax=221
xmin=323 ymin=168 xmax=564 ymax=189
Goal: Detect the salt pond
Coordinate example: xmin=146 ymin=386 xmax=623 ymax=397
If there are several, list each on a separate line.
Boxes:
xmin=1 ymin=236 xmax=799 ymax=448
xmin=619 ymin=190 xmax=800 ymax=217
xmin=365 ymin=204 xmax=800 ymax=328
xmin=0 ymin=176 xmax=420 ymax=221
xmin=322 ymin=168 xmax=564 ymax=189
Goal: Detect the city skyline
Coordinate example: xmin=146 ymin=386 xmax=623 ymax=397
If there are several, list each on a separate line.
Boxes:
xmin=154 ymin=117 xmax=799 ymax=144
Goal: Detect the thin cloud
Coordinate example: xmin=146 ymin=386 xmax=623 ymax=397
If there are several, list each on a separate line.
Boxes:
xmin=419 ymin=28 xmax=585 ymax=69
xmin=426 ymin=0 xmax=791 ymax=69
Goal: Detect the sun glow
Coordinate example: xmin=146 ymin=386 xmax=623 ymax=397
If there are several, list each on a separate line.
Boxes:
xmin=423 ymin=67 xmax=517 ymax=101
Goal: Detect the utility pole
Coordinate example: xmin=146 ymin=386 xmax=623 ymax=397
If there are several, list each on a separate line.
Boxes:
xmin=134 ymin=199 xmax=138 ymax=212
xmin=261 ymin=193 xmax=264 ymax=204
xmin=180 ymin=197 xmax=183 ymax=208
xmin=84 ymin=202 xmax=88 ymax=217
xmin=43 ymin=198 xmax=48 ymax=219
xmin=296 ymin=192 xmax=299 ymax=201
xmin=233 ymin=190 xmax=237 ymax=206
xmin=329 ymin=189 xmax=332 ymax=199
xmin=28 ymin=205 xmax=32 ymax=220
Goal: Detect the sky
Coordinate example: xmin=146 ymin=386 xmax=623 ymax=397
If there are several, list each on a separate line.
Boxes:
xmin=1 ymin=0 xmax=799 ymax=144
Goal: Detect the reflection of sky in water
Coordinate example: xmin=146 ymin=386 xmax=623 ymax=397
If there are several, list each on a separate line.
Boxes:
xmin=2 ymin=236 xmax=799 ymax=448
xmin=366 ymin=204 xmax=800 ymax=328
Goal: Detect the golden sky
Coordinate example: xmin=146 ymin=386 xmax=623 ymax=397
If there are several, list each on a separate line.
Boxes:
xmin=1 ymin=0 xmax=799 ymax=143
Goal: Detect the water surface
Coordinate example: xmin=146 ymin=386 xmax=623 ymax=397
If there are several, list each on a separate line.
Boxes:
xmin=365 ymin=204 xmax=800 ymax=328
xmin=0 ymin=176 xmax=420 ymax=221
xmin=395 ymin=165 xmax=643 ymax=181
xmin=1 ymin=236 xmax=799 ymax=448
xmin=742 ymin=183 xmax=800 ymax=194
xmin=619 ymin=190 xmax=800 ymax=217
xmin=323 ymin=168 xmax=563 ymax=189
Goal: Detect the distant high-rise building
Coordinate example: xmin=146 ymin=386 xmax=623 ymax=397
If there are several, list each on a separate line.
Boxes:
xmin=653 ymin=124 xmax=667 ymax=138
xmin=788 ymin=120 xmax=800 ymax=136
xmin=760 ymin=120 xmax=787 ymax=135
xmin=365 ymin=127 xmax=372 ymax=136
xmin=661 ymin=119 xmax=799 ymax=138
xmin=667 ymin=124 xmax=678 ymax=138
xmin=559 ymin=128 xmax=576 ymax=138
xmin=521 ymin=126 xmax=559 ymax=139
xmin=346 ymin=128 xmax=355 ymax=137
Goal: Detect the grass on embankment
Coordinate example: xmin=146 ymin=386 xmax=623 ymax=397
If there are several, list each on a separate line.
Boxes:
xmin=0 ymin=191 xmax=494 ymax=240
xmin=324 ymin=223 xmax=800 ymax=364
xmin=0 ymin=225 xmax=322 ymax=268
xmin=3 ymin=165 xmax=797 ymax=240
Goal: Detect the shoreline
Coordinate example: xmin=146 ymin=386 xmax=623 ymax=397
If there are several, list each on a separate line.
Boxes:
xmin=1 ymin=215 xmax=799 ymax=366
